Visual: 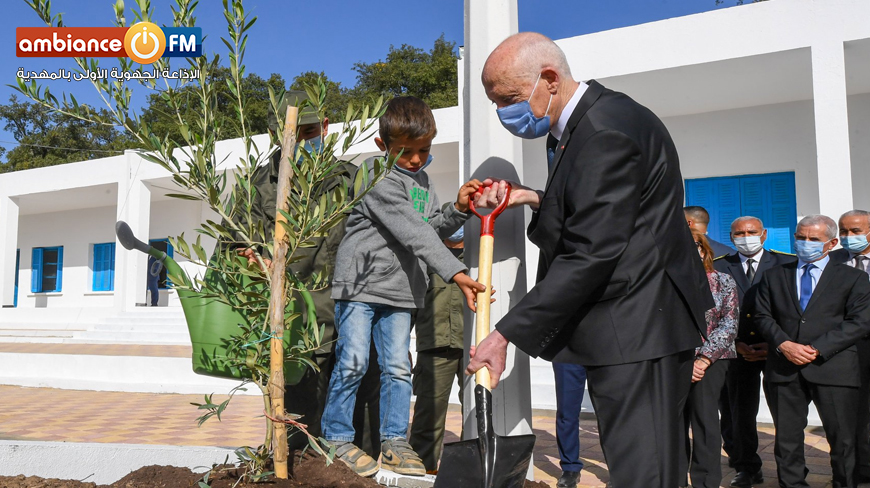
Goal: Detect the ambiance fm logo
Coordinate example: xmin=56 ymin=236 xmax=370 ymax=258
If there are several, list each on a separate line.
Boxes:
xmin=16 ymin=22 xmax=201 ymax=64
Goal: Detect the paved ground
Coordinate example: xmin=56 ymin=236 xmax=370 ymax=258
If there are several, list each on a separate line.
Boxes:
xmin=0 ymin=383 xmax=855 ymax=487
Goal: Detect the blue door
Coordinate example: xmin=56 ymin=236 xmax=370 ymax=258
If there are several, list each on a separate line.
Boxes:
xmin=685 ymin=172 xmax=797 ymax=253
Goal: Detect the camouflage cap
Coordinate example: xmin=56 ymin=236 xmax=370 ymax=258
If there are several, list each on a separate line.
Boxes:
xmin=268 ymin=89 xmax=320 ymax=131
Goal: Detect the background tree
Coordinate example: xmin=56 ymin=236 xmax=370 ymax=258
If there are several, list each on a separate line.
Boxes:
xmin=349 ymin=34 xmax=459 ymax=110
xmin=0 ymin=95 xmax=136 ymax=173
xmin=140 ymin=67 xmax=286 ymax=144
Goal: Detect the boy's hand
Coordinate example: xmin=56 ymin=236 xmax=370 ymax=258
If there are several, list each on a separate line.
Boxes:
xmin=475 ymin=178 xmax=541 ymax=211
xmin=452 ymin=271 xmax=495 ymax=312
xmin=238 ymin=248 xmax=271 ymax=272
xmin=455 ymin=179 xmax=483 ymax=213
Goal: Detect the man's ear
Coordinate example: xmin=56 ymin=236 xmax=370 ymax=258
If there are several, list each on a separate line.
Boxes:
xmin=541 ymin=67 xmax=560 ymax=94
xmin=374 ymin=137 xmax=387 ymax=152
xmin=828 ymin=237 xmax=839 ymax=251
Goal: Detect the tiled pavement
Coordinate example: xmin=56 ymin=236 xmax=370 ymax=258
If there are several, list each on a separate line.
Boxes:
xmin=0 ymin=384 xmax=855 ymax=487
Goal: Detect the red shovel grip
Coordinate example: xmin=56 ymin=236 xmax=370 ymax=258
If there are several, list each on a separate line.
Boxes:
xmin=468 ymin=182 xmax=512 ymax=237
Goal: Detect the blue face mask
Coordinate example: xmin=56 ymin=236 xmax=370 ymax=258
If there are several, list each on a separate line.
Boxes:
xmin=496 ymin=73 xmax=553 ymax=139
xmin=795 ymin=239 xmax=831 ymax=262
xmin=297 ymin=136 xmax=322 ymax=159
xmin=841 ymin=232 xmax=870 ymax=254
xmin=389 ymin=153 xmax=434 ymax=176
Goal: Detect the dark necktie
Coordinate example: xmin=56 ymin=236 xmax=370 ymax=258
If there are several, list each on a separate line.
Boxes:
xmin=800 ymin=263 xmax=816 ymax=311
xmin=856 ymin=255 xmax=868 ymax=274
xmin=745 ymin=258 xmax=756 ymax=283
xmin=547 ymin=147 xmax=556 ymax=167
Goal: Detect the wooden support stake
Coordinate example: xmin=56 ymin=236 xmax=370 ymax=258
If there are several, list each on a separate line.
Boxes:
xmin=269 ymin=104 xmax=298 ymax=479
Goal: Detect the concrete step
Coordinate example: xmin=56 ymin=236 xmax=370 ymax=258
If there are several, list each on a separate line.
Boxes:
xmin=0 ymin=329 xmax=81 ymax=338
xmin=0 ymin=336 xmax=67 ymax=344
xmin=0 ymin=348 xmax=252 ymax=395
xmin=69 ymin=331 xmax=191 ymax=344
xmin=90 ymin=323 xmax=188 ymax=332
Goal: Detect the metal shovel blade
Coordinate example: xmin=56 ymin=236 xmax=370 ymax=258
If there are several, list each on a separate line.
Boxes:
xmin=433 ymin=385 xmax=536 ymax=488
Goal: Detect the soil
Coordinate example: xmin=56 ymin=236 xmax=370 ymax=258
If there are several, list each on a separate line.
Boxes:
xmin=0 ymin=451 xmax=553 ymax=487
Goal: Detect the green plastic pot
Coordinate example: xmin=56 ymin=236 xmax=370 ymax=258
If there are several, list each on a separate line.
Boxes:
xmin=116 ymin=221 xmax=311 ymax=385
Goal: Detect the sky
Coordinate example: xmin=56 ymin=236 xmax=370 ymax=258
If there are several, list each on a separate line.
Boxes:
xmin=1 ymin=0 xmax=747 ymax=157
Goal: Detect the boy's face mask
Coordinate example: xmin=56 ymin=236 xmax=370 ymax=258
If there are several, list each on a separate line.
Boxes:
xmin=389 ymin=153 xmax=434 ymax=176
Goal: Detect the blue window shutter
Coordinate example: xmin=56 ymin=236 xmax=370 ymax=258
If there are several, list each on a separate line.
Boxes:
xmin=766 ymin=173 xmax=797 ymax=253
xmin=92 ymin=243 xmax=116 ymax=292
xmin=31 ymin=248 xmax=43 ymax=293
xmin=14 ymin=249 xmax=20 ymax=307
xmin=56 ymin=247 xmax=63 ymax=292
xmin=714 ymin=179 xmax=741 ymax=245
xmin=108 ymin=243 xmax=115 ymax=291
xmin=739 ymin=176 xmax=767 ymax=222
xmin=93 ymin=244 xmax=103 ymax=291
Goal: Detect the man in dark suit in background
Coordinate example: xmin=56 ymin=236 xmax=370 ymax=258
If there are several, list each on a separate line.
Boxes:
xmin=467 ymin=32 xmax=713 ymax=488
xmin=831 ymin=209 xmax=870 ymax=483
xmin=686 ymin=206 xmax=736 ymax=258
xmin=714 ymin=216 xmax=796 ymax=487
xmin=756 ymin=214 xmax=870 ymax=488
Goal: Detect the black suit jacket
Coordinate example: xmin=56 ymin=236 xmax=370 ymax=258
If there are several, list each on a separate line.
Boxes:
xmin=714 ymin=250 xmax=797 ymax=345
xmin=755 ymin=260 xmax=870 ymax=387
xmin=829 ymin=248 xmax=850 ymax=264
xmin=495 ymin=81 xmax=713 ymax=366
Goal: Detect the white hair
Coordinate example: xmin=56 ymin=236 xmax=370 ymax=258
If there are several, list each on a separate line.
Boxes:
xmin=841 ymin=209 xmax=870 ymax=220
xmin=731 ymin=216 xmax=764 ymax=232
xmin=797 ymin=214 xmax=838 ymax=240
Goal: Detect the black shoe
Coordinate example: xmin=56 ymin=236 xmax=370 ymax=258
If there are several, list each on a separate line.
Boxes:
xmin=557 ymin=470 xmax=581 ymax=488
xmin=730 ymin=470 xmax=763 ymax=487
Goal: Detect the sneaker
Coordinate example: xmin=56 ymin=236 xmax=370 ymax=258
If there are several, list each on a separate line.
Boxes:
xmin=333 ymin=442 xmax=379 ymax=478
xmin=380 ymin=438 xmax=426 ymax=476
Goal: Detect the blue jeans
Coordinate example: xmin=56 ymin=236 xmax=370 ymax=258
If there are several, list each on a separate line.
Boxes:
xmin=554 ymin=362 xmax=587 ymax=472
xmin=322 ymin=300 xmax=413 ymax=442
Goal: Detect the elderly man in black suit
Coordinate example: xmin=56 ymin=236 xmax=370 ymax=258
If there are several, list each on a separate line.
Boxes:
xmin=686 ymin=206 xmax=735 ymax=258
xmin=831 ymin=209 xmax=870 ymax=483
xmin=714 ymin=216 xmax=796 ymax=487
xmin=756 ymin=214 xmax=870 ymax=488
xmin=466 ymin=32 xmax=713 ymax=488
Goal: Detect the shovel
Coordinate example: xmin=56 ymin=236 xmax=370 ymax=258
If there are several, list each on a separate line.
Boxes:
xmin=434 ymin=183 xmax=536 ymax=488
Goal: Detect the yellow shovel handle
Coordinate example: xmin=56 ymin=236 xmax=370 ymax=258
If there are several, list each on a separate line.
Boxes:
xmin=475 ymin=234 xmax=494 ymax=390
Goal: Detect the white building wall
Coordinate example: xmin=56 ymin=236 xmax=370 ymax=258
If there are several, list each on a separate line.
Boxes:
xmin=849 ymin=93 xmax=870 ymax=211
xmin=665 ymin=100 xmax=821 ymax=216
xmin=17 ymin=206 xmax=119 ymax=309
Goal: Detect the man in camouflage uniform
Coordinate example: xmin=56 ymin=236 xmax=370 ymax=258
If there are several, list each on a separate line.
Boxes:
xmin=409 ymin=227 xmax=466 ymax=473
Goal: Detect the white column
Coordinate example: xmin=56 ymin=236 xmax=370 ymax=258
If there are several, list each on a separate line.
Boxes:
xmin=0 ymin=196 xmax=20 ymax=307
xmin=461 ymin=0 xmax=534 ymax=478
xmin=114 ymin=152 xmax=151 ymax=311
xmin=812 ymin=40 xmax=853 ymax=217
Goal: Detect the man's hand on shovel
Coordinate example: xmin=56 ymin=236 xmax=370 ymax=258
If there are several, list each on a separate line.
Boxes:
xmin=466 ymin=330 xmax=510 ymax=390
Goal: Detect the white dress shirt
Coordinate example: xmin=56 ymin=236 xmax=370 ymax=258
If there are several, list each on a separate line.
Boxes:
xmin=739 ymin=249 xmax=765 ymax=276
xmin=796 ymin=255 xmax=830 ymax=302
xmin=550 ymin=81 xmax=589 ymax=142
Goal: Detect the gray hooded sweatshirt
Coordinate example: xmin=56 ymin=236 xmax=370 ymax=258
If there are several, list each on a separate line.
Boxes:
xmin=331 ymin=157 xmax=469 ymax=309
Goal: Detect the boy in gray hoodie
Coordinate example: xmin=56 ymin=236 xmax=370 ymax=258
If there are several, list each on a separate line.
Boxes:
xmin=322 ymin=96 xmax=484 ymax=477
